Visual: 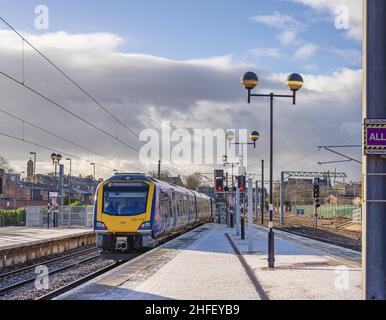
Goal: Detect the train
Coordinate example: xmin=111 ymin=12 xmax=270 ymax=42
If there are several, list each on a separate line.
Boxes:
xmin=93 ymin=173 xmax=215 ymax=259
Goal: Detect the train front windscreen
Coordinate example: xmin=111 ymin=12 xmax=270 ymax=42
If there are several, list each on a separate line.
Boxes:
xmin=103 ymin=183 xmax=149 ymax=216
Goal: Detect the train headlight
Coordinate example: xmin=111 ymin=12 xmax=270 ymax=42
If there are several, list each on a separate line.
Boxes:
xmin=95 ymin=221 xmax=108 ymax=230
xmin=138 ymin=221 xmax=151 ymax=230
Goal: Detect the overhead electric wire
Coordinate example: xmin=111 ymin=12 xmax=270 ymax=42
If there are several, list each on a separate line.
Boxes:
xmin=0 ymin=130 xmax=124 ymax=172
xmin=0 ymin=106 xmax=143 ymax=172
xmin=0 ymin=16 xmax=195 ymax=178
xmin=0 ymin=16 xmax=139 ymax=139
xmin=0 ymin=69 xmax=184 ymax=176
xmin=0 ymin=70 xmax=139 ymax=152
xmin=277 ymin=132 xmax=362 ymax=170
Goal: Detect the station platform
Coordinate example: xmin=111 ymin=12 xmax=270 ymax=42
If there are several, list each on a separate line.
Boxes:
xmin=0 ymin=227 xmax=95 ymax=268
xmin=57 ymin=223 xmax=361 ymax=300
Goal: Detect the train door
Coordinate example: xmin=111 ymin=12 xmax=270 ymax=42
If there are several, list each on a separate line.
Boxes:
xmin=193 ymin=194 xmax=198 ymax=225
xmin=171 ymin=191 xmax=177 ymax=229
xmin=210 ymin=198 xmax=214 ymax=221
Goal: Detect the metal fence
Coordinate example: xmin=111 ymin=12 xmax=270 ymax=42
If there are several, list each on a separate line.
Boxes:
xmin=26 ymin=206 xmax=94 ymax=228
xmin=291 ymin=204 xmax=360 ymax=218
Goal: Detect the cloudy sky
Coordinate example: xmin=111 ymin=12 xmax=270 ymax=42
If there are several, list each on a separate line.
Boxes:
xmin=0 ymin=0 xmax=362 ymax=182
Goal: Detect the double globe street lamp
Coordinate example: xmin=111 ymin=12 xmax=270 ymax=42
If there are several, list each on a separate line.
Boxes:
xmin=224 ymin=130 xmax=260 ymax=239
xmin=241 ymin=71 xmax=304 ymax=268
xmin=225 ymin=130 xmax=260 ymax=172
xmin=51 ymin=153 xmax=62 ymax=179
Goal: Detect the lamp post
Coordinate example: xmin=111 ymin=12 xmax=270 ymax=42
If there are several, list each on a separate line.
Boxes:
xmin=90 ymin=163 xmax=96 ymax=181
xmin=51 ymin=153 xmax=62 ymax=191
xmin=66 ymin=158 xmax=72 ymax=204
xmin=226 ymin=130 xmax=260 ymax=175
xmin=225 ymin=131 xmax=260 ymax=238
xmin=30 ymin=152 xmax=36 ymax=205
xmin=222 ymin=157 xmax=240 ymax=229
xmin=241 ymin=71 xmax=304 ymax=268
xmin=90 ymin=163 xmax=96 ymax=195
xmin=222 ymin=160 xmax=240 ymax=191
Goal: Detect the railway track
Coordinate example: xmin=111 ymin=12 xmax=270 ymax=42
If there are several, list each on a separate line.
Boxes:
xmin=265 ymin=215 xmax=362 ymax=251
xmin=0 ymin=252 xmax=101 ymax=297
xmin=277 ymin=227 xmax=361 ymax=251
xmin=281 ymin=216 xmax=360 ymax=238
xmin=0 ymin=247 xmax=98 ymax=280
xmin=0 ymin=224 xmax=209 ymax=300
xmin=36 ymin=261 xmax=125 ymax=300
xmin=35 ymin=226 xmax=207 ymax=300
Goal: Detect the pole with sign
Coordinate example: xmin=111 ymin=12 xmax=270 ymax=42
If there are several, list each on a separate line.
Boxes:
xmin=363 ymin=0 xmax=386 ymax=299
xmin=48 ymin=192 xmax=58 ymax=229
xmin=364 ymin=119 xmax=386 ymax=155
xmin=236 ymin=188 xmax=240 ymax=236
xmin=248 ymin=178 xmax=253 ymax=253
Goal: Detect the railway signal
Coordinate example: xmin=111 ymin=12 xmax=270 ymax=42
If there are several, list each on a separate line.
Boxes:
xmin=313 ymin=178 xmax=320 ymax=229
xmin=215 ymin=177 xmax=224 ymax=192
xmin=214 ymin=169 xmax=224 ymax=193
xmin=237 ymin=175 xmax=246 ymax=192
xmin=313 ymin=179 xmax=320 ymax=208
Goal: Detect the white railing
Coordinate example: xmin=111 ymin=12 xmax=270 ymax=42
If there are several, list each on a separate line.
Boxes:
xmin=352 ymin=208 xmax=362 ymax=223
xmin=26 ymin=206 xmax=46 ymax=227
xmin=26 ymin=206 xmax=94 ymax=228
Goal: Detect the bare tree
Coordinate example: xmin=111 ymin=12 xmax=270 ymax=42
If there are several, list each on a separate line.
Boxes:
xmin=183 ymin=173 xmax=202 ymax=191
xmin=0 ymin=155 xmax=11 ymax=171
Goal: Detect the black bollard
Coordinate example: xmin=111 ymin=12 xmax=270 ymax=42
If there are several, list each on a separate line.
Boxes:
xmin=230 ymin=212 xmax=234 ymax=228
xmin=241 ymin=216 xmax=245 ymax=239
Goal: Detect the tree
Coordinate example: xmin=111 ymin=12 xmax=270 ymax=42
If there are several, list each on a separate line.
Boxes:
xmin=64 ymin=194 xmax=78 ymax=206
xmin=69 ymin=200 xmax=84 ymax=206
xmin=0 ymin=155 xmax=11 ymax=171
xmin=183 ymin=173 xmax=202 ymax=191
xmin=148 ymin=170 xmax=171 ymax=182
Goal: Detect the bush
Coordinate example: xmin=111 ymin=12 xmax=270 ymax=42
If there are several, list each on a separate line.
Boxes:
xmin=69 ymin=200 xmax=84 ymax=207
xmin=0 ymin=208 xmax=26 ymax=227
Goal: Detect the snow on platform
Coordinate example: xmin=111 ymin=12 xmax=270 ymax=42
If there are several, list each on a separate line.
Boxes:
xmin=57 ymin=223 xmax=362 ymax=300
xmin=0 ymin=227 xmax=93 ymax=251
xmin=231 ymin=225 xmax=361 ymax=300
xmin=58 ymin=224 xmax=262 ymax=300
xmin=0 ymin=227 xmax=95 ymax=268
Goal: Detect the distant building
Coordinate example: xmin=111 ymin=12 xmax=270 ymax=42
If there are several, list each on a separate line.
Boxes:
xmin=332 ymin=181 xmax=362 ymax=198
xmin=1 ymin=172 xmax=97 ymax=209
xmin=334 ymin=182 xmax=347 ymax=196
xmin=26 ymin=159 xmax=34 ymax=182
xmin=282 ymin=178 xmax=313 ymax=206
xmin=345 ymin=182 xmax=362 ymax=198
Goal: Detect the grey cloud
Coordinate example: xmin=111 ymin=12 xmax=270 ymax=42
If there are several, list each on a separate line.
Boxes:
xmin=0 ymin=31 xmax=361 ymax=180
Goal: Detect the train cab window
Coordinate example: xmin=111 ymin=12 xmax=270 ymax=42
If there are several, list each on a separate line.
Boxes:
xmin=103 ymin=183 xmax=149 ymax=216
